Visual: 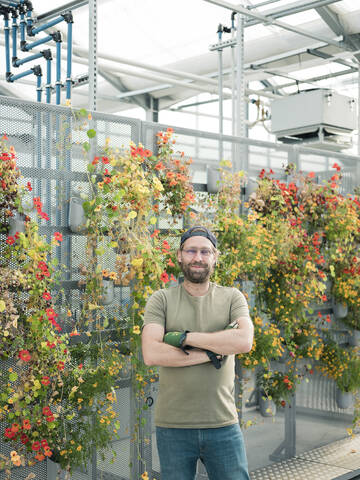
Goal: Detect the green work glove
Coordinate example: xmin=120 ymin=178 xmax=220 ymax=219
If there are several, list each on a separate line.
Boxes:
xmin=205 ymin=350 xmax=223 ymax=369
xmin=164 ymin=331 xmax=190 ymax=354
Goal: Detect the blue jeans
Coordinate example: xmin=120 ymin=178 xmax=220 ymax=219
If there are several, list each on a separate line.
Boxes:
xmin=156 ymin=423 xmax=250 ymax=480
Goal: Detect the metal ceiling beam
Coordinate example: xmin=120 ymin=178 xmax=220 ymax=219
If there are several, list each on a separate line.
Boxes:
xmin=307 ymin=48 xmax=357 ymax=70
xmin=316 ymin=6 xmax=360 ymax=62
xmin=315 ymin=5 xmax=345 ymax=37
xmin=36 ymin=0 xmax=88 ymax=22
xmin=203 ymin=0 xmax=343 ymax=48
xmin=246 ymin=0 xmax=342 ymax=28
xmin=261 ymin=67 xmax=355 ymax=92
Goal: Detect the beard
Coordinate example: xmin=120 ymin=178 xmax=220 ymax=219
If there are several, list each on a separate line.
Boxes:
xmin=180 ymin=261 xmax=212 ymax=284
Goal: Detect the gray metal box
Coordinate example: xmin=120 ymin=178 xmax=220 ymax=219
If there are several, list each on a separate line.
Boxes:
xmin=271 ymin=89 xmax=356 ymax=136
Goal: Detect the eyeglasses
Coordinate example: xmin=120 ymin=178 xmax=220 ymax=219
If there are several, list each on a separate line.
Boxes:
xmin=182 ymin=248 xmax=214 ymax=258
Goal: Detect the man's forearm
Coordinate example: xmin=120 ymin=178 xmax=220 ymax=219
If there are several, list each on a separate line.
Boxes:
xmin=143 ymin=342 xmax=211 ymax=367
xmin=185 ymin=329 xmax=253 ymax=355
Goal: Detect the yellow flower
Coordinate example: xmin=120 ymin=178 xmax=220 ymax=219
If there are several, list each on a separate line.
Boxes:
xmin=133 ymin=326 xmax=141 ymax=335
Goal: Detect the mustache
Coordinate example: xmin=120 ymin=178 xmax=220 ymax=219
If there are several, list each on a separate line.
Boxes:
xmin=189 ymin=262 xmax=208 ymax=267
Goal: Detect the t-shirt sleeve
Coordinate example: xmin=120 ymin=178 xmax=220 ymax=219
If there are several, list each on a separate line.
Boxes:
xmin=143 ymin=290 xmax=167 ymax=328
xmin=230 ymin=288 xmax=250 ymax=322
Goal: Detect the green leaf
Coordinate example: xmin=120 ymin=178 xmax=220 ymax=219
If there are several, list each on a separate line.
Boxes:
xmin=51 ymin=258 xmax=59 ymax=266
xmin=103 ymin=317 xmax=109 ymax=329
xmin=87 ymin=129 xmax=96 ymax=139
xmin=0 ymin=300 xmax=5 ymax=312
xmin=83 ymin=141 xmax=90 ymax=152
xmin=9 ymin=372 xmax=18 ymax=382
xmin=87 ymin=163 xmax=95 ymax=173
xmin=79 ymin=108 xmax=88 ymax=117
xmin=94 ymin=247 xmax=105 ymax=256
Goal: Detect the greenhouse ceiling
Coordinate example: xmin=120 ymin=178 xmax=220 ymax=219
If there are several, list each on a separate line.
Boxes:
xmin=0 ymin=0 xmax=359 ymax=115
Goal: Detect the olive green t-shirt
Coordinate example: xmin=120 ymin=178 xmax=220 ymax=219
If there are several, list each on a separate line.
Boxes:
xmin=143 ymin=282 xmax=250 ymax=428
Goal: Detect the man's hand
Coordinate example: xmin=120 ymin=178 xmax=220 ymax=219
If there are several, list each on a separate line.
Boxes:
xmin=163 ymin=331 xmax=189 ymax=354
xmin=164 ymin=331 xmax=223 ymax=368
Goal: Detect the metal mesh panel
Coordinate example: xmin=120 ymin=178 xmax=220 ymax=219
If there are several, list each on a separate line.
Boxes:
xmin=1 ymin=97 xmax=360 ymax=480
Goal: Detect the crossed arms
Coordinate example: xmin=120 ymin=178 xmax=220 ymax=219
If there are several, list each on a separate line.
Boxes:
xmin=141 ymin=316 xmax=254 ymax=368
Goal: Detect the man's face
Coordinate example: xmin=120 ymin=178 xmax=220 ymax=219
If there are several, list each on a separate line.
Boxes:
xmin=177 ymin=236 xmax=217 ymax=284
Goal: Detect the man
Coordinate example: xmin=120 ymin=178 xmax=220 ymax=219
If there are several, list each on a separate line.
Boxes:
xmin=142 ymin=225 xmax=253 ymax=480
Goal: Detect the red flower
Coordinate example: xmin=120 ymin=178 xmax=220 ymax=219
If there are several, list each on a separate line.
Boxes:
xmin=166 ymin=127 xmax=174 ymax=134
xmin=92 ymin=156 xmax=100 ymax=165
xmin=46 ymin=341 xmax=56 ymax=349
xmin=20 ymin=433 xmax=30 ymax=444
xmin=2 ymin=134 xmax=8 ymax=140
xmin=11 ymin=423 xmax=20 ymax=433
xmin=26 ymin=181 xmax=32 ymax=191
xmin=32 ymin=441 xmax=41 ymax=451
xmin=332 ymin=162 xmax=341 ymax=171
xmin=18 ymin=350 xmax=31 ymax=362
xmin=4 ymin=428 xmax=16 ymax=439
xmin=41 ymin=439 xmax=48 ymax=447
xmin=46 ymin=415 xmax=55 ymax=423
xmin=57 ymin=361 xmax=65 ymax=371
xmin=160 ymin=271 xmax=169 ymax=283
xmin=54 ymin=232 xmax=63 ymax=242
xmin=307 ymin=172 xmax=315 ymax=179
xmin=22 ymin=420 xmax=31 ymax=430
xmin=42 ymin=292 xmax=52 ymax=301
xmin=39 ymin=211 xmax=49 ymax=221
xmin=102 ymin=156 xmax=109 ymax=164
xmin=42 ymin=406 xmax=52 ymax=416
xmin=41 ymin=376 xmax=50 ymax=386
xmin=6 ymin=236 xmax=15 ymax=245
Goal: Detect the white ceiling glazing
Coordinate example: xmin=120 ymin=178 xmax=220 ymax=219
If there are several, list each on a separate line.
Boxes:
xmin=0 ymin=0 xmax=359 ymax=125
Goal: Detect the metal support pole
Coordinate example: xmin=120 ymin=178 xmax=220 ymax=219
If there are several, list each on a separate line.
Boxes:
xmin=56 ymin=40 xmax=61 ymax=105
xmin=36 ymin=71 xmax=42 ymax=102
xmin=217 ymin=27 xmax=224 ymax=163
xmin=356 ymin=66 xmax=360 ymax=190
xmin=358 ymin=66 xmax=360 ymax=158
xmin=236 ymin=11 xmax=246 ymax=171
xmin=46 ymin=58 xmax=51 ymax=103
xmin=4 ymin=14 xmax=11 ymax=76
xmin=11 ymin=12 xmax=18 ymax=63
xmin=88 ymin=0 xmax=97 ymax=110
xmin=66 ymin=18 xmax=73 ymax=100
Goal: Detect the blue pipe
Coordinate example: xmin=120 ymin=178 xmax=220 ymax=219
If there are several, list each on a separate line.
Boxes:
xmin=56 ymin=40 xmax=61 ymax=105
xmin=30 ymin=15 xmax=64 ymax=35
xmin=26 ymin=8 xmax=33 ymax=30
xmin=11 ymin=15 xmax=18 ymax=61
xmin=66 ymin=21 xmax=72 ymax=100
xmin=36 ymin=73 xmax=42 ymax=102
xmin=14 ymin=50 xmax=42 ymax=66
xmin=46 ymin=57 xmax=51 ymax=103
xmin=24 ymin=34 xmax=53 ymax=51
xmin=19 ymin=7 xmax=25 ymax=43
xmin=4 ymin=16 xmax=11 ymax=75
xmin=8 ymin=68 xmax=33 ymax=82
xmin=1 ymin=1 xmax=19 ymax=6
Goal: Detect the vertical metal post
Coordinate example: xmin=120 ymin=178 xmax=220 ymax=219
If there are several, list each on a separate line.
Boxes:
xmin=236 ymin=11 xmax=246 ymax=171
xmin=66 ymin=20 xmax=73 ymax=100
xmin=358 ymin=66 xmax=360 ymax=158
xmin=218 ymin=30 xmax=223 ymax=163
xmin=56 ymin=40 xmax=61 ymax=105
xmin=46 ymin=58 xmax=52 ymax=103
xmin=89 ymin=0 xmax=97 ymax=111
xmin=11 ymin=12 xmax=18 ymax=63
xmin=4 ymin=14 xmax=11 ymax=76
